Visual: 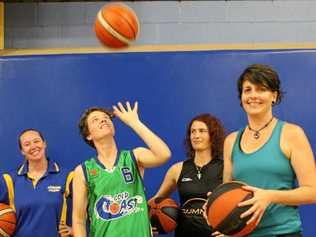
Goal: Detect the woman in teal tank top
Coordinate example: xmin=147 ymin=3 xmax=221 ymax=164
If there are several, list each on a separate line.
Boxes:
xmin=223 ymin=64 xmax=316 ymax=237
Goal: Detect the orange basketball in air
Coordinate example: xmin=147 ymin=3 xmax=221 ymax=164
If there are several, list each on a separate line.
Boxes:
xmin=0 ymin=203 xmax=16 ymax=237
xmin=94 ymin=3 xmax=140 ymax=48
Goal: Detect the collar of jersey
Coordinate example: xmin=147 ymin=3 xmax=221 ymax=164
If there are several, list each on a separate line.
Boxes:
xmin=17 ymin=158 xmax=60 ymax=176
xmin=95 ymin=150 xmax=121 ymax=170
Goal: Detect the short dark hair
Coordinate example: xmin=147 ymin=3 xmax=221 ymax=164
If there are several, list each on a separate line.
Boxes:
xmin=184 ymin=113 xmax=225 ymax=160
xmin=78 ymin=107 xmax=114 ymax=148
xmin=237 ymin=64 xmax=284 ymax=105
xmin=18 ymin=129 xmax=45 ymax=150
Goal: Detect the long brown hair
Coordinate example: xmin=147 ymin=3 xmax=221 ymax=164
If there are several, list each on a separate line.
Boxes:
xmin=184 ymin=113 xmax=225 ymax=160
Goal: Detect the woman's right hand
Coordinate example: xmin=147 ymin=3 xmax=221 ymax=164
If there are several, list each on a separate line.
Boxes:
xmin=239 ymin=185 xmax=270 ymax=225
xmin=58 ymin=224 xmax=73 ymax=237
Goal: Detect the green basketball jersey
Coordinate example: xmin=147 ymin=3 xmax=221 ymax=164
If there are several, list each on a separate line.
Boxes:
xmin=83 ymin=150 xmax=151 ymax=237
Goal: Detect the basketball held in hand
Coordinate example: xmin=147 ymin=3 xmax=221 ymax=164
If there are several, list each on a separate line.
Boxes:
xmin=148 ymin=197 xmax=179 ymax=234
xmin=95 ymin=3 xmax=140 ymax=48
xmin=0 ymin=203 xmax=16 ymax=237
xmin=206 ymin=182 xmax=258 ymax=237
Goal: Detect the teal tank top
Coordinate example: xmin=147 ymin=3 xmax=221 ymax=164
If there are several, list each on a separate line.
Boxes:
xmin=232 ymin=120 xmax=301 ymax=236
xmin=82 ymin=150 xmax=151 ymax=237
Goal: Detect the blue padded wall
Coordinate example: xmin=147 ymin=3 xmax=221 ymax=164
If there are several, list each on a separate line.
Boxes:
xmin=0 ymin=49 xmax=315 ymax=236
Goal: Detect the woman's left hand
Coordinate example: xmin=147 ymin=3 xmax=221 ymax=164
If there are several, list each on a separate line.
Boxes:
xmin=59 ymin=224 xmax=73 ymax=237
xmin=238 ymin=185 xmax=272 ymax=225
xmin=112 ymin=101 xmax=140 ymax=127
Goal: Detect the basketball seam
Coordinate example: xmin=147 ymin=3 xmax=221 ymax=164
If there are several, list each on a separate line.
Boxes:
xmin=97 ymin=10 xmax=132 ymax=45
xmin=0 ymin=209 xmax=14 ymax=216
xmin=214 ymin=193 xmax=254 ymax=235
xmin=149 ymin=198 xmax=178 ymax=234
xmin=0 ymin=228 xmax=9 ymax=237
xmin=0 ymin=220 xmax=16 ymax=226
xmin=111 ymin=6 xmax=139 ymax=39
xmin=207 ymin=182 xmax=244 ymax=206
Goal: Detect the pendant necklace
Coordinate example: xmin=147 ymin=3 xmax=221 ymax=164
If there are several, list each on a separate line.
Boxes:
xmin=248 ymin=117 xmax=274 ymax=139
xmin=195 ymin=165 xmax=202 ymax=180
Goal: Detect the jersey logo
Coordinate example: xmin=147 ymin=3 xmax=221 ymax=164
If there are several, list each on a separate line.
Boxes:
xmin=90 ymin=169 xmax=98 ymax=176
xmin=181 ymin=177 xmax=193 ymax=182
xmin=95 ymin=192 xmax=144 ymax=221
xmin=121 ymin=167 xmax=134 ymax=184
xmin=181 ymin=198 xmax=206 ymax=217
xmin=47 ymin=185 xmax=61 ymax=192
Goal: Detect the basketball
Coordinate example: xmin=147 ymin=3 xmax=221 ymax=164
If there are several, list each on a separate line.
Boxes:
xmin=148 ymin=197 xmax=179 ymax=234
xmin=0 ymin=203 xmax=16 ymax=237
xmin=206 ymin=182 xmax=258 ymax=237
xmin=94 ymin=3 xmax=140 ymax=48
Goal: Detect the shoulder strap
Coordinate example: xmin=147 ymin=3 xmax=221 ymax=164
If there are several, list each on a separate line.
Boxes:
xmin=231 ymin=129 xmax=244 ymax=155
xmin=177 ymin=159 xmax=191 ymax=182
xmin=2 ymin=173 xmax=15 ymax=211
xmin=82 ymin=158 xmax=96 ymax=185
xmin=60 ymin=171 xmax=74 ymax=225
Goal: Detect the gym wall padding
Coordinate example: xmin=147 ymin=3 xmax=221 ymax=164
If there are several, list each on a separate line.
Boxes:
xmin=0 ymin=49 xmax=315 ymax=236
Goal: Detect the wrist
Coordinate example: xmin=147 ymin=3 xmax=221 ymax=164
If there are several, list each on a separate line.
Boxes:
xmin=127 ymin=119 xmax=142 ymax=128
xmin=265 ymin=189 xmax=275 ymax=204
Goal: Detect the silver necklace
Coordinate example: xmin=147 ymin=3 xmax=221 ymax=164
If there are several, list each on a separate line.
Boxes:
xmin=195 ymin=165 xmax=202 ymax=180
xmin=248 ymin=117 xmax=274 ymax=139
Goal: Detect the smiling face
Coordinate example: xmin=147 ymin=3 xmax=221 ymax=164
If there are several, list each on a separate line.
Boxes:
xmin=86 ymin=110 xmax=115 ymax=143
xmin=237 ymin=64 xmax=283 ymax=109
xmin=190 ymin=120 xmax=211 ymax=152
xmin=241 ymin=80 xmax=277 ymax=116
xmin=20 ymin=130 xmax=47 ymax=162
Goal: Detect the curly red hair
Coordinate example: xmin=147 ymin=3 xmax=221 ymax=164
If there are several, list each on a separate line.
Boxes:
xmin=184 ymin=113 xmax=225 ymax=160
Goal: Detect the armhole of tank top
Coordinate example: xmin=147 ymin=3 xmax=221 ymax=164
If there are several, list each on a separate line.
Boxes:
xmin=130 ymin=150 xmax=147 ymax=192
xmin=232 ymin=129 xmax=243 ymax=156
xmin=266 ymin=119 xmax=282 ymax=144
xmin=81 ymin=163 xmax=88 ymax=184
xmin=176 ymin=160 xmax=187 ymax=185
xmin=277 ymin=120 xmax=288 ymax=158
xmin=130 ymin=150 xmax=143 ymax=178
xmin=130 ymin=150 xmax=138 ymax=168
xmin=215 ymin=159 xmax=224 ymax=181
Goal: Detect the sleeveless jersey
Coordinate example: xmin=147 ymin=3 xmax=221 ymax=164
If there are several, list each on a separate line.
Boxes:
xmin=82 ymin=150 xmax=151 ymax=237
xmin=232 ymin=120 xmax=301 ymax=236
xmin=175 ymin=158 xmax=223 ymax=237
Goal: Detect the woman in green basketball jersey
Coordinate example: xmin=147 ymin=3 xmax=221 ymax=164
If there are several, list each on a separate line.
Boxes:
xmin=223 ymin=64 xmax=316 ymax=236
xmin=72 ymin=101 xmax=171 ymax=237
